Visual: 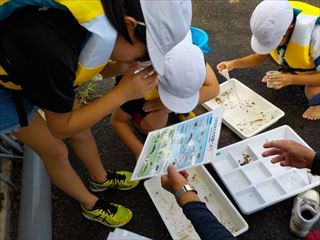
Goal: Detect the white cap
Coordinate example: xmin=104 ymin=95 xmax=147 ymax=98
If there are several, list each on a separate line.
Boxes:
xmin=140 ymin=0 xmax=206 ymax=113
xmin=250 ymin=0 xmax=294 ymax=54
xmin=157 ymin=31 xmax=206 ymax=113
xmin=140 ymin=0 xmax=192 ymax=74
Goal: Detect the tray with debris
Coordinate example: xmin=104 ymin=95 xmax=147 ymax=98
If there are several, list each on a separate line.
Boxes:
xmin=202 ymin=78 xmax=285 ymax=139
xmin=212 ymin=125 xmax=320 ymax=214
xmin=144 ymin=165 xmax=248 ymax=240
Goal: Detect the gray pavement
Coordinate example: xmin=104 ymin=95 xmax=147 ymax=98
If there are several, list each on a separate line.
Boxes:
xmin=11 ymin=0 xmax=320 ymax=239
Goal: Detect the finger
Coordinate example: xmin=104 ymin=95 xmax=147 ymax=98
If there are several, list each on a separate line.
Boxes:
xmin=167 ymin=165 xmax=177 ymax=177
xmin=265 ymin=140 xmax=292 ymax=151
xmin=127 ymin=63 xmax=141 ymax=74
xmin=280 ymin=160 xmax=290 ymax=167
xmin=271 ymin=156 xmax=283 ymax=164
xmin=179 ymin=170 xmax=189 ymax=180
xmin=262 ymin=148 xmax=284 ymax=157
xmin=136 ymin=65 xmax=155 ymax=76
xmin=217 ymin=63 xmax=226 ymax=72
xmin=160 ymin=175 xmax=168 ymax=188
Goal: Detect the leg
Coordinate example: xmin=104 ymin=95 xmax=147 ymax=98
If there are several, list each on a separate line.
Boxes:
xmin=69 ymin=129 xmax=107 ymax=183
xmin=13 ymin=112 xmax=134 ymax=227
xmin=111 ymin=107 xmax=144 ymax=159
xmin=12 ymin=113 xmax=98 ymax=209
xmin=69 ymin=101 xmax=138 ymax=190
xmin=139 ymin=110 xmax=169 ymax=132
xmin=303 ymin=85 xmax=320 ymax=120
xmin=68 ymin=100 xmax=107 ymax=182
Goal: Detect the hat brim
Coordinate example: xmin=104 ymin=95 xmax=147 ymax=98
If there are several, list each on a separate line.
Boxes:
xmin=158 ymin=80 xmax=199 ymax=114
xmin=251 ymin=35 xmax=282 ymax=55
xmin=146 ymin=31 xmax=165 ymax=75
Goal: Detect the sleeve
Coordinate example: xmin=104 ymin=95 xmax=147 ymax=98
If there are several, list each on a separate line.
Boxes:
xmin=182 ymin=201 xmax=237 ymax=240
xmin=310 ymin=25 xmax=320 ymax=72
xmin=311 ymin=152 xmax=320 ymax=176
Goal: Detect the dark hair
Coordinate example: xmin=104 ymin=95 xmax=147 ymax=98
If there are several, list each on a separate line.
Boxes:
xmin=101 ymin=0 xmax=146 ymax=45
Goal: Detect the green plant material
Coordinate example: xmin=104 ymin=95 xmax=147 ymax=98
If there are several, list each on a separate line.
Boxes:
xmin=75 ymin=80 xmax=98 ymax=106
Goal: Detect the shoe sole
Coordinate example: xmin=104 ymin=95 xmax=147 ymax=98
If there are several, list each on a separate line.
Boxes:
xmin=82 ymin=212 xmax=132 ymax=228
xmin=89 ymin=183 xmax=139 ymax=192
xmin=289 ymin=217 xmax=309 ymax=238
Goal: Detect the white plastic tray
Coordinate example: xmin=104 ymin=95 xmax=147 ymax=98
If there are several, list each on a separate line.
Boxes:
xmin=144 ymin=166 xmax=248 ymax=240
xmin=202 ymin=78 xmax=285 ymax=139
xmin=212 ymin=125 xmax=320 ymax=215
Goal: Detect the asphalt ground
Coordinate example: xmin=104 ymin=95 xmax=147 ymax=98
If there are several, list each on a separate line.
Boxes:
xmin=11 ymin=0 xmax=320 ymax=239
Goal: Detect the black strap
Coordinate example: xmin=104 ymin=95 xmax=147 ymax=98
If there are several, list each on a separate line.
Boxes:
xmin=0 ymin=47 xmax=29 ymax=127
xmin=0 ymin=45 xmax=20 ymax=85
xmin=11 ymin=91 xmax=29 ymax=127
xmin=0 ymin=74 xmax=10 ymax=83
xmin=278 ymin=65 xmax=317 ymax=74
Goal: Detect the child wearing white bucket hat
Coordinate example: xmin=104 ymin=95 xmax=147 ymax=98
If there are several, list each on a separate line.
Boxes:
xmin=111 ymin=28 xmax=220 ymax=159
xmin=217 ymin=0 xmax=320 ymax=121
xmin=0 ymin=0 xmax=211 ymax=229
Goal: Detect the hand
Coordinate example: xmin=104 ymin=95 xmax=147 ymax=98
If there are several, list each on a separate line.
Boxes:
xmin=143 ymin=99 xmax=171 ymax=114
xmin=161 ymin=165 xmax=188 ymax=195
xmin=262 ymin=140 xmax=316 ymax=169
xmin=115 ymin=64 xmax=158 ymax=102
xmin=216 ymin=61 xmax=235 ymax=74
xmin=266 ymin=73 xmax=293 ymax=89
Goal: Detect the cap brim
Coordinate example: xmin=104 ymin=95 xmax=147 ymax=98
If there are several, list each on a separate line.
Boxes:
xmin=251 ymin=35 xmax=282 ymax=55
xmin=146 ymin=31 xmax=165 ymax=75
xmin=158 ymin=80 xmax=199 ymax=114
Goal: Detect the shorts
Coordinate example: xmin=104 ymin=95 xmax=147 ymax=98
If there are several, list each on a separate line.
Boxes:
xmin=0 ymin=89 xmax=37 ymax=134
xmin=120 ymin=98 xmax=149 ymax=127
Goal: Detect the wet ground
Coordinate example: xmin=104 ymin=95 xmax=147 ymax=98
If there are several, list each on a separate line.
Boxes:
xmin=11 ymin=0 xmax=319 ymax=239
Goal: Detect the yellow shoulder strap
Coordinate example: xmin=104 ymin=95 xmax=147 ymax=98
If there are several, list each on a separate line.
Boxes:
xmin=289 ymin=1 xmax=320 ymax=17
xmin=54 ymin=0 xmax=104 ymax=23
xmin=0 ymin=0 xmax=9 ymax=6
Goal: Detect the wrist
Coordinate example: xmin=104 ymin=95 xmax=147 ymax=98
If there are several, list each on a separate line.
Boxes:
xmin=174 ymin=184 xmax=198 ymax=206
xmin=112 ymin=85 xmax=127 ymax=106
xmin=177 ymin=191 xmax=200 ymax=206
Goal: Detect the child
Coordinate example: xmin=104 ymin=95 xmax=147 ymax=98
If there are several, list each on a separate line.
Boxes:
xmin=111 ymin=30 xmax=220 ymax=159
xmin=217 ymin=1 xmax=320 ymax=120
xmin=0 ymin=0 xmax=205 ymax=228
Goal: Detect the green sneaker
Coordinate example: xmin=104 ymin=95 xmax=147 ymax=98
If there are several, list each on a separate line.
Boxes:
xmin=81 ymin=199 xmax=132 ymax=228
xmin=89 ymin=170 xmax=139 ymax=192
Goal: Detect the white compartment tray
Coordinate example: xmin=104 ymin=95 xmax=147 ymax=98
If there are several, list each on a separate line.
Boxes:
xmin=144 ymin=166 xmax=248 ymax=240
xmin=212 ymin=125 xmax=320 ymax=214
xmin=202 ymin=78 xmax=285 ymax=139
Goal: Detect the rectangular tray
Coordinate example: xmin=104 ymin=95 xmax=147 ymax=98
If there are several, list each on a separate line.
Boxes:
xmin=202 ymin=78 xmax=285 ymax=139
xmin=144 ymin=166 xmax=248 ymax=240
xmin=212 ymin=125 xmax=320 ymax=214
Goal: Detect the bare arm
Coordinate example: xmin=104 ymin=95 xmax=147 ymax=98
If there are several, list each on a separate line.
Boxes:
xmin=99 ymin=61 xmax=131 ymax=79
xmin=290 ymin=72 xmax=320 ymax=86
xmin=268 ymin=72 xmax=320 ymax=89
xmin=198 ymin=63 xmax=220 ymax=104
xmin=44 ymin=65 xmax=157 ymax=139
xmin=217 ymin=54 xmax=267 ymax=73
xmin=111 ymin=108 xmax=143 ymax=159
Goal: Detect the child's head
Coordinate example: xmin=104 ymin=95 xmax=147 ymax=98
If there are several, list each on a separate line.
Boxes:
xmin=102 ymin=0 xmax=148 ymax=63
xmin=250 ymin=0 xmax=294 ymax=55
xmin=103 ymin=0 xmax=206 ymax=113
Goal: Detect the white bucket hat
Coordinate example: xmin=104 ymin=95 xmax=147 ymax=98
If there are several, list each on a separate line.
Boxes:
xmin=140 ymin=0 xmax=206 ymax=113
xmin=250 ymin=0 xmax=294 ymax=55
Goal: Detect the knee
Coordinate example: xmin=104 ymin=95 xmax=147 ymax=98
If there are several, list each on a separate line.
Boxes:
xmin=70 ymin=128 xmax=93 ymax=142
xmin=38 ymin=143 xmax=69 ymax=168
xmin=140 ymin=113 xmax=168 ymax=132
xmin=305 ymin=86 xmax=320 ymax=100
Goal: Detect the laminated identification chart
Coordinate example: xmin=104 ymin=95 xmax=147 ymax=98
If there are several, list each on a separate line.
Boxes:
xmin=131 ymin=106 xmax=223 ymax=181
